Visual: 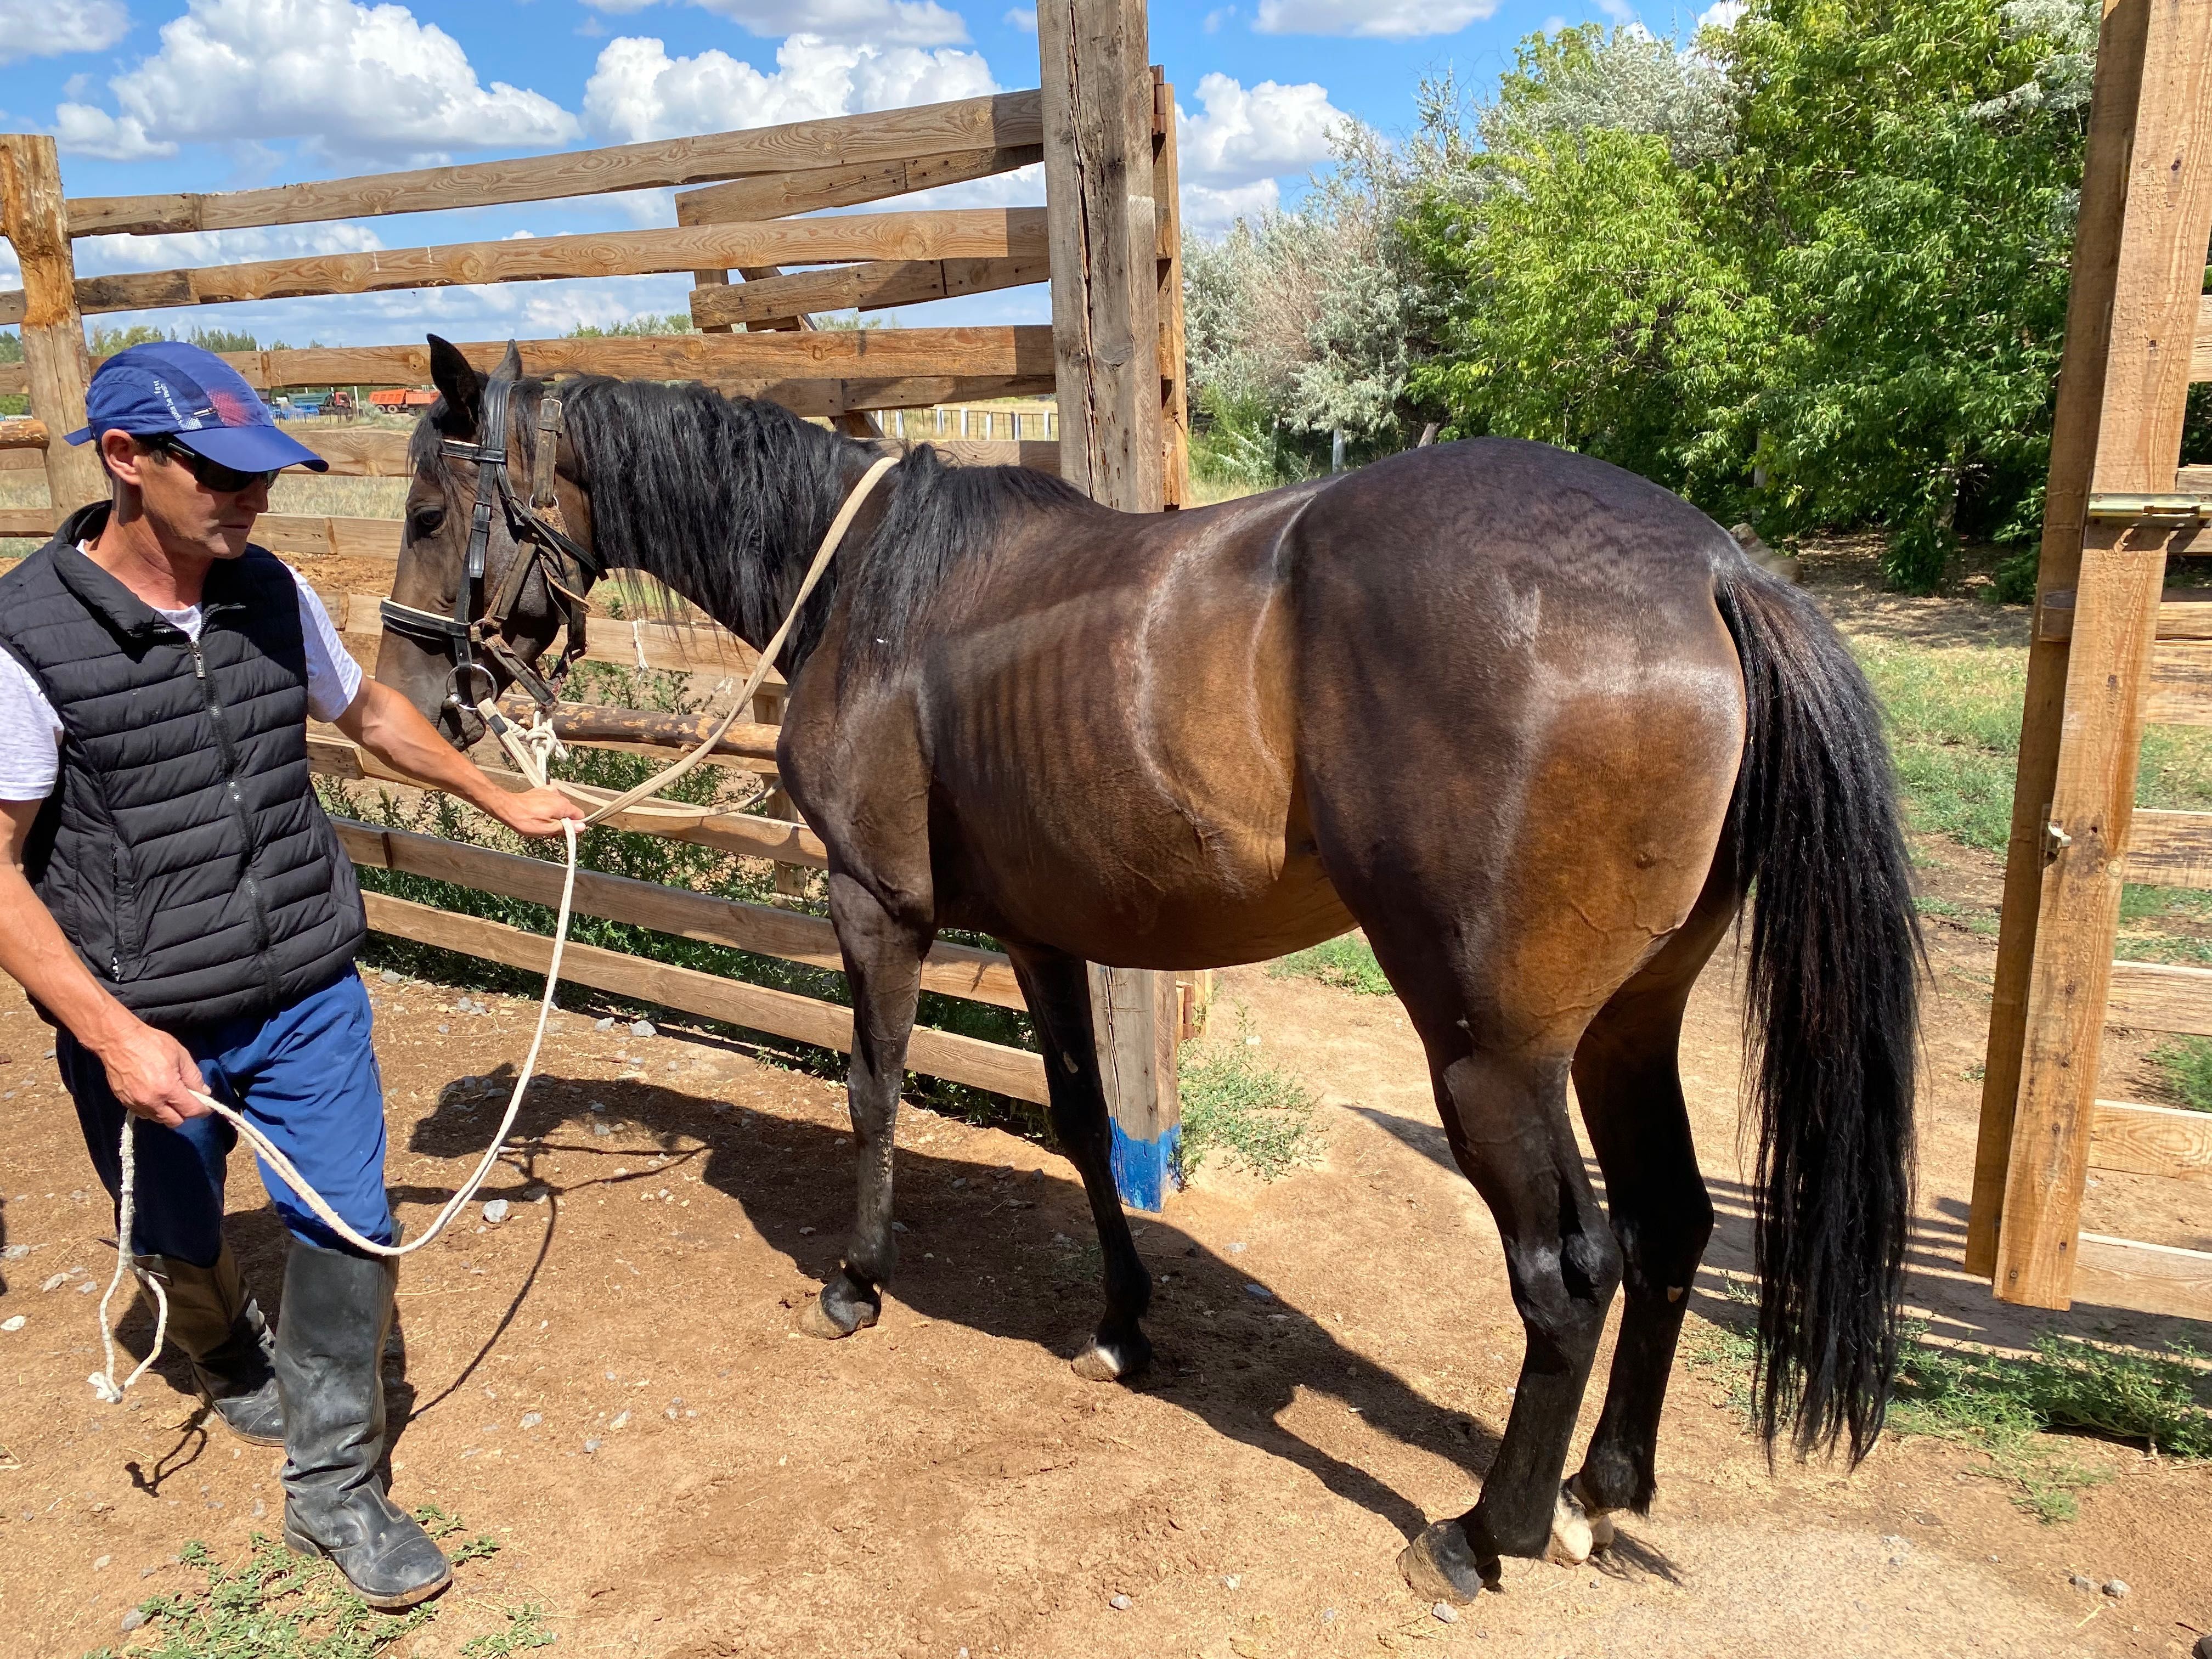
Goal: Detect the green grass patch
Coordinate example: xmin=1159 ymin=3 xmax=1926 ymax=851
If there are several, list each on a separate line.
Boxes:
xmin=1267 ymin=933 xmax=1393 ymax=996
xmin=1176 ymin=1013 xmax=1322 ymax=1181
xmin=1686 ymin=1311 xmax=2212 ymax=1522
xmin=2146 ymin=1036 xmax=2212 ymax=1112
xmin=84 ymin=1509 xmax=500 ymax=1658
xmin=461 ymin=1605 xmax=558 ymax=1657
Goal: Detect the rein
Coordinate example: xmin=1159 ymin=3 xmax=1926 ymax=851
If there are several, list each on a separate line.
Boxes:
xmin=89 ymin=447 xmax=900 ymax=1403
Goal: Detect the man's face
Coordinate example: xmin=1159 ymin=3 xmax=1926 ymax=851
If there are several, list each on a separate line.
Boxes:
xmin=99 ymin=431 xmax=271 ymax=562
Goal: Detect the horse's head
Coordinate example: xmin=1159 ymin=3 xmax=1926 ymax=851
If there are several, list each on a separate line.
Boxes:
xmin=375 ymin=334 xmax=600 ymax=749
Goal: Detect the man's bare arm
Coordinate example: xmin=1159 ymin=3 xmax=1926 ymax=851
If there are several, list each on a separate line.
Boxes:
xmin=334 ymin=679 xmax=583 ymax=838
xmin=0 ymin=799 xmax=211 ymax=1127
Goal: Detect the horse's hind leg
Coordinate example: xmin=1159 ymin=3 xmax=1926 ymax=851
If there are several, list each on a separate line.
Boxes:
xmin=1002 ymin=944 xmax=1153 ymax=1380
xmin=1564 ymin=879 xmax=1736 ymax=1541
xmin=1398 ymin=1034 xmax=1624 ymax=1601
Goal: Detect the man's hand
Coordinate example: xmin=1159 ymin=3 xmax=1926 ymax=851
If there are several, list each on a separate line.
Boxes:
xmin=486 ymin=783 xmax=588 ymax=839
xmin=89 ymin=1017 xmax=212 ymax=1128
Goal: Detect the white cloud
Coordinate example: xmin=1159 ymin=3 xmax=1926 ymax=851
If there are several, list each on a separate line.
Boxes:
xmin=53 ymin=105 xmax=176 ymax=161
xmin=1253 ymin=0 xmax=1499 ymax=39
xmin=1696 ymin=0 xmax=1745 ymax=28
xmin=1002 ymin=5 xmax=1036 ymax=30
xmin=0 ymin=0 xmax=130 ymax=66
xmin=1180 ymin=178 xmax=1281 ymax=238
xmin=74 ymin=222 xmax=389 ymax=274
xmin=1203 ymin=6 xmax=1235 ymax=31
xmin=580 ymin=0 xmax=968 ymax=47
xmin=582 ymin=32 xmax=996 ymax=143
xmin=61 ymin=0 xmax=579 ymax=165
xmin=1176 ymin=73 xmax=1350 ymax=189
xmin=1595 ymin=0 xmax=1638 ymax=22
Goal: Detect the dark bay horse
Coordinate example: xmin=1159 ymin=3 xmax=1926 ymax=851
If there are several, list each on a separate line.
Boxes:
xmin=376 ymin=337 xmax=1918 ymax=1598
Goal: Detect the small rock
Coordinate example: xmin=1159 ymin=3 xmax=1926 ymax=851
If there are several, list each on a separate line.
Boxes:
xmin=610 ymin=1410 xmax=629 ymax=1430
xmin=76 ymin=1279 xmax=98 ymax=1294
xmin=1222 ymin=1575 xmax=1240 ymax=1590
xmin=0 ymin=1243 xmax=30 ymax=1259
xmin=584 ymin=1438 xmax=602 ymax=1453
xmin=0 ymin=1315 xmax=22 ymax=1332
xmin=520 ymin=1412 xmax=543 ymax=1429
xmin=1244 ymin=1283 xmax=1273 ymax=1300
xmin=665 ymin=1061 xmax=680 ymax=1073
xmin=1228 ymin=1242 xmax=1247 ymax=1254
xmin=40 ymin=1271 xmax=70 ymax=1292
xmin=1107 ymin=1593 xmax=1132 ymax=1612
xmin=2069 ymin=1573 xmax=2096 ymax=1593
xmin=482 ymin=1199 xmax=511 ymax=1225
xmin=1431 ymin=1602 xmax=1460 ymax=1624
xmin=2102 ymin=1579 xmax=2129 ymax=1599
xmin=629 ymin=1019 xmax=656 ymax=1039
xmin=891 ymin=1220 xmax=910 ymax=1233
xmin=1052 ymin=1232 xmax=1073 ymax=1246
xmin=93 ymin=1555 xmax=110 ymax=1570
xmin=592 ymin=1122 xmax=613 ymax=1137
xmin=380 ymin=969 xmax=403 ymax=984
xmin=798 ymin=1226 xmax=816 ymax=1236
xmin=438 ymin=1023 xmax=451 ymax=1034
xmin=119 ymin=1609 xmax=148 ymax=1633
xmin=595 ymin=1016 xmax=616 ymax=1031
xmin=252 ymin=1499 xmax=264 ymax=1519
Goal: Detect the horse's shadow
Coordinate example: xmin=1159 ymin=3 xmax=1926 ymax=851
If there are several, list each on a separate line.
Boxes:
xmin=386 ymin=1062 xmax=1516 ymax=1549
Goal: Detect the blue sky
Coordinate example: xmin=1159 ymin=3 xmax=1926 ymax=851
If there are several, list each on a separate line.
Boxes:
xmin=0 ymin=0 xmax=1720 ymax=349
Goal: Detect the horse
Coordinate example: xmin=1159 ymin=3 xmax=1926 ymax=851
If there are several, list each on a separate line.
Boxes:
xmin=373 ymin=336 xmax=1918 ymax=1599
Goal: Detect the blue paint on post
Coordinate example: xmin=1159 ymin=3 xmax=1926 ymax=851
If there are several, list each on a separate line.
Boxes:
xmin=1109 ymin=1119 xmax=1181 ymax=1214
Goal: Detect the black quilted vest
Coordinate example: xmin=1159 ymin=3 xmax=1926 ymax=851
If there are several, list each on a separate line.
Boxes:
xmin=0 ymin=504 xmax=365 ymax=1031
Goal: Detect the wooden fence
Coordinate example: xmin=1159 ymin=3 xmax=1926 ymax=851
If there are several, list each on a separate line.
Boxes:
xmin=0 ymin=0 xmax=1203 ymax=1207
xmin=1971 ymin=0 xmax=2212 ymax=1324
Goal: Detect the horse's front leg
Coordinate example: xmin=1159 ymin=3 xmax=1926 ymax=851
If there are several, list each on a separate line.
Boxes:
xmin=805 ymin=866 xmax=931 ymax=1340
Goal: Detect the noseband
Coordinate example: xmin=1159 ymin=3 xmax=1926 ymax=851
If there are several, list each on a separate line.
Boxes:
xmin=380 ymin=374 xmax=606 ymax=715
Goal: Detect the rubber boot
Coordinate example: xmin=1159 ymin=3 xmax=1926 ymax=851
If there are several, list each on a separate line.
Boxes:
xmin=137 ymin=1244 xmax=284 ymax=1446
xmin=273 ymin=1239 xmax=450 ymax=1611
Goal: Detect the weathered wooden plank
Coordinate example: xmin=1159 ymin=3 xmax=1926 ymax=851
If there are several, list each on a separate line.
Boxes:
xmin=335 ymin=819 xmax=1023 ymax=1010
xmin=2071 ymin=1232 xmax=2212 ymax=1321
xmin=255 ymin=514 xmax=403 ymax=560
xmin=674 ymin=145 xmax=1042 ymax=228
xmin=358 ymin=890 xmax=1046 ymax=1105
xmin=0 ymin=136 xmax=105 ymax=513
xmin=286 ymin=426 xmax=413 ymax=477
xmin=689 ymin=255 xmax=1047 ymax=330
xmin=2087 ymin=1097 xmax=2212 ymax=1179
xmin=2106 ymin=958 xmax=2212 ymax=1034
xmin=0 ymin=506 xmax=60 ymax=537
xmin=307 ymin=732 xmax=828 ymax=867
xmin=63 ymin=92 xmax=1046 ymax=238
xmin=2036 ymin=587 xmax=2212 ymax=640
xmin=2119 ymin=808 xmax=2212 ymax=886
xmin=0 ymin=416 xmax=49 ymax=450
xmin=16 ymin=211 xmax=1049 ymax=321
xmin=921 ymin=438 xmax=1060 ymax=471
xmin=1982 ymin=0 xmax=2212 ymax=1302
xmin=2145 ymin=637 xmax=2212 ymax=720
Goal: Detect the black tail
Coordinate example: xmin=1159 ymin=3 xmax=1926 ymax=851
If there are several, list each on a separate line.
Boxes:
xmin=1714 ymin=564 xmax=1920 ymax=1464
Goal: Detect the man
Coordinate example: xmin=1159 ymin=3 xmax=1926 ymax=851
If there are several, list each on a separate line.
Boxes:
xmin=0 ymin=342 xmax=582 ymax=1610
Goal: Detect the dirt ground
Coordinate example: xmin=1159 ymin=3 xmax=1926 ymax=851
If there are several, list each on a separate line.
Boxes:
xmin=2 ymin=560 xmax=2210 ymax=1658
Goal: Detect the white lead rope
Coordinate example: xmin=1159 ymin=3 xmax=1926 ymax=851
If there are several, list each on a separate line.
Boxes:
xmin=91 ymin=453 xmax=898 ymax=1403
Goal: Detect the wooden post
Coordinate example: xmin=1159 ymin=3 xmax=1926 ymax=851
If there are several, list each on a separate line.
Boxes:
xmin=1040 ymin=0 xmax=1180 ymax=1210
xmin=1978 ymin=0 xmax=2212 ymax=1306
xmin=1152 ymin=67 xmax=1190 ymax=509
xmin=0 ymin=134 xmax=104 ymax=515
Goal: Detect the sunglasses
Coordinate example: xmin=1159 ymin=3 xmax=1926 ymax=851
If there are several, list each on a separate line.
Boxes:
xmin=153 ymin=436 xmax=281 ymax=494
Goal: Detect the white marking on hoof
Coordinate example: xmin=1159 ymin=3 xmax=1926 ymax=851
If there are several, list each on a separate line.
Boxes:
xmin=1564 ymin=1474 xmax=1618 ymax=1554
xmin=1070 ymin=1342 xmax=1128 ymax=1382
xmin=1545 ymin=1483 xmax=1595 ymax=1566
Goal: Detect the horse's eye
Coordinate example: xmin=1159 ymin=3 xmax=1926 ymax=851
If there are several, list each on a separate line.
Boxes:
xmin=408 ymin=505 xmax=446 ymax=538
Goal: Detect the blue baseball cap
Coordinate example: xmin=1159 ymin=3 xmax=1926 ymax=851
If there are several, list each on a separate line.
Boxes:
xmin=65 ymin=341 xmax=328 ymax=474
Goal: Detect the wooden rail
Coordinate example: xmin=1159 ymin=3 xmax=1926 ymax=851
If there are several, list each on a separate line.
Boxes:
xmin=63 ymin=91 xmax=1045 ymax=238
xmin=688 ymin=255 xmax=1047 ymax=331
xmin=675 ymin=145 xmax=1040 ymax=228
xmin=0 ymin=210 xmax=1049 ymax=325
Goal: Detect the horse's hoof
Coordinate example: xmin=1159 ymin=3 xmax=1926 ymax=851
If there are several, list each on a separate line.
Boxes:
xmin=1545 ymin=1482 xmax=1596 ymax=1566
xmin=1070 ymin=1329 xmax=1152 ymax=1383
xmin=1397 ymin=1520 xmax=1497 ymax=1605
xmin=800 ymin=1285 xmax=879 ymax=1341
xmin=1565 ymin=1474 xmax=1618 ymax=1554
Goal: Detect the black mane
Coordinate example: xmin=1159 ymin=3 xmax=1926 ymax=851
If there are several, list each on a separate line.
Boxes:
xmin=414 ymin=373 xmax=1092 ymax=674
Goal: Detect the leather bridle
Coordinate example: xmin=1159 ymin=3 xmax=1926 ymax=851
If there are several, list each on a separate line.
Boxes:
xmin=380 ymin=375 xmax=605 ymax=716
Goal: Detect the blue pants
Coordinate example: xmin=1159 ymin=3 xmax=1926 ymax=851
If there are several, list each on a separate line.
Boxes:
xmin=64 ymin=971 xmax=397 ymax=1263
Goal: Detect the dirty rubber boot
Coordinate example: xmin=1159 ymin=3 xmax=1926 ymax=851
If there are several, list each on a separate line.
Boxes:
xmin=138 ymin=1244 xmax=284 ymax=1446
xmin=273 ymin=1239 xmax=450 ymax=1612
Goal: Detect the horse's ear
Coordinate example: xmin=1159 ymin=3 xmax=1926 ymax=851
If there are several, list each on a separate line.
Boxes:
xmin=428 ymin=334 xmax=483 ymax=436
xmin=492 ymin=340 xmax=524 ymax=382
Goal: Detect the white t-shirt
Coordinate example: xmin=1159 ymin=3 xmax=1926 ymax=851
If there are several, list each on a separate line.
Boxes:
xmin=0 ymin=550 xmax=363 ymax=802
